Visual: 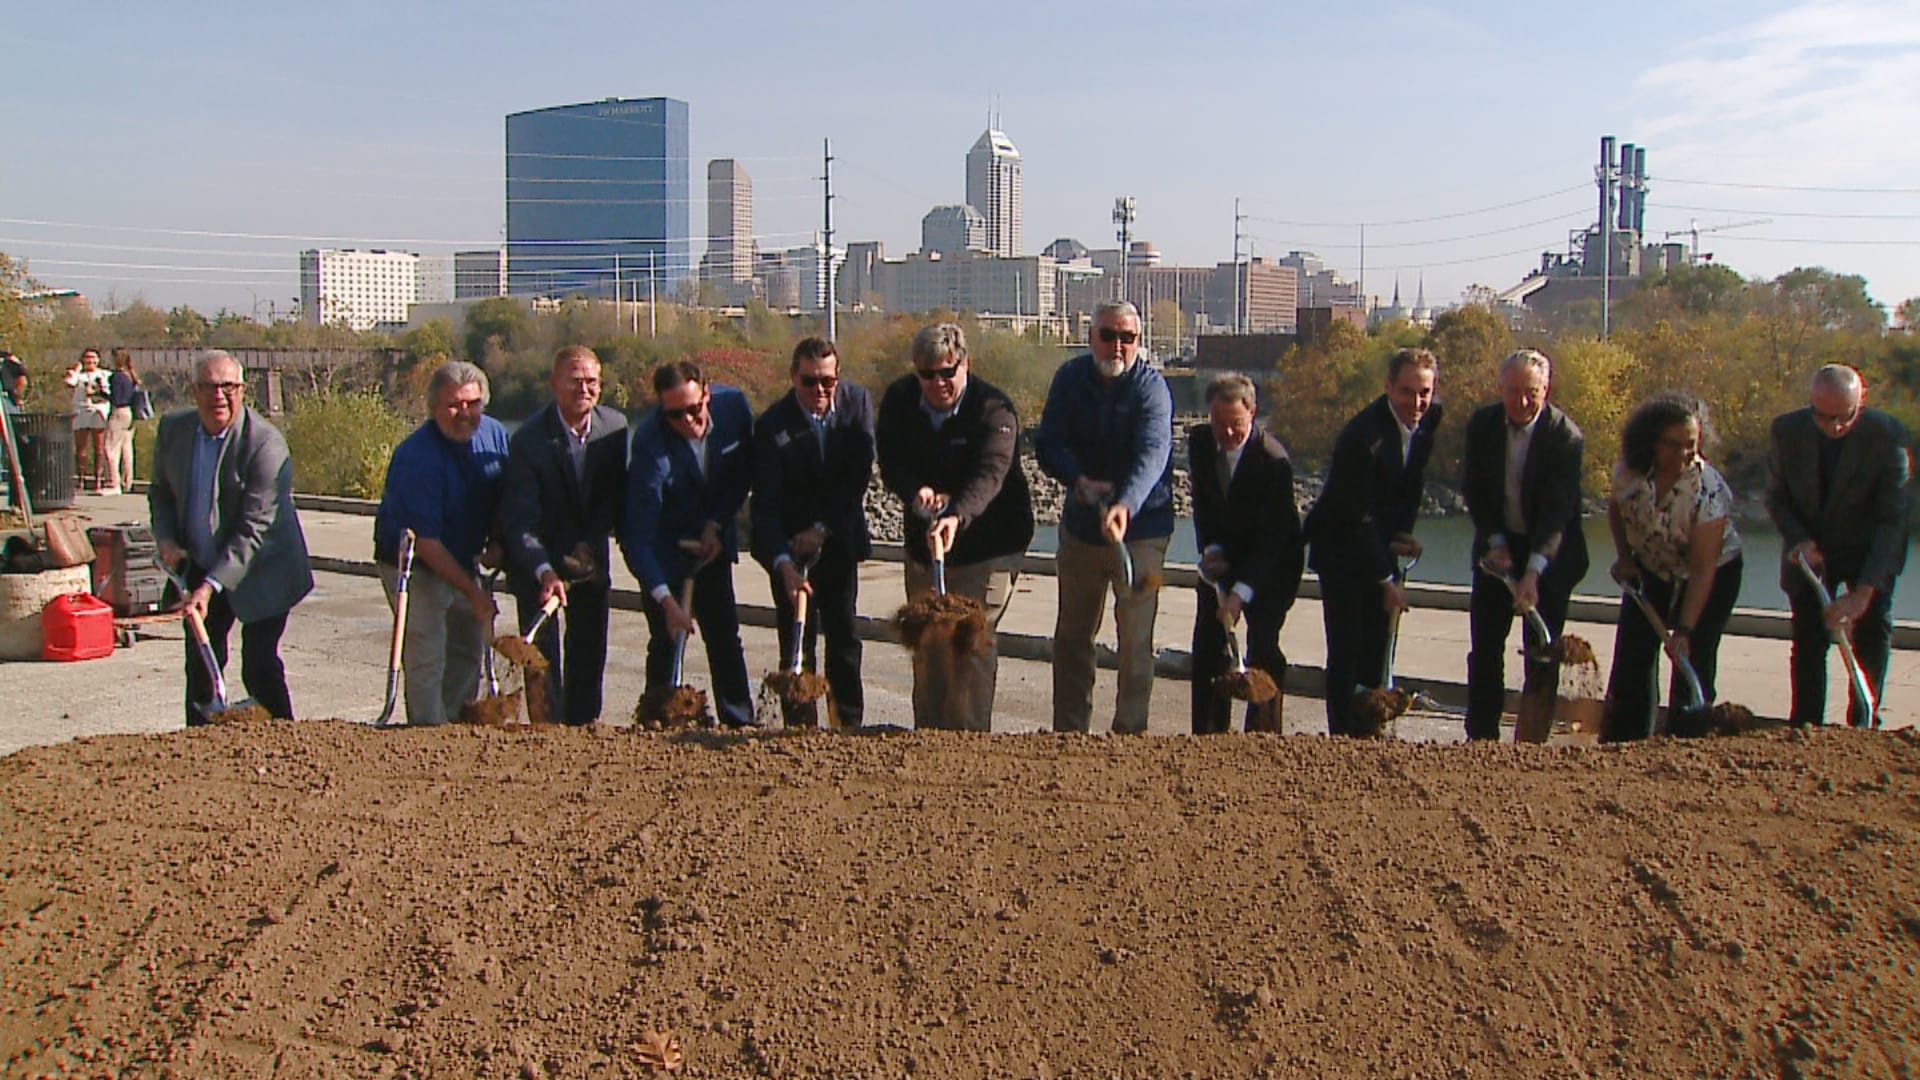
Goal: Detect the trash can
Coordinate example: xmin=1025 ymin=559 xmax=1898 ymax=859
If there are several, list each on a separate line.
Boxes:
xmin=11 ymin=413 xmax=77 ymax=510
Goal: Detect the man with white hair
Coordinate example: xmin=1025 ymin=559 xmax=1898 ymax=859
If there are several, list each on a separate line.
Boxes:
xmin=373 ymin=361 xmax=510 ymax=726
xmin=1460 ymin=348 xmax=1589 ymax=741
xmin=1765 ymin=363 xmax=1911 ymax=727
xmin=1035 ymin=300 xmax=1175 ymax=735
xmin=150 ymin=350 xmax=314 ymax=725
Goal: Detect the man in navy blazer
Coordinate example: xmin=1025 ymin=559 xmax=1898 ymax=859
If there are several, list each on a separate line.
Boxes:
xmin=150 ymin=349 xmax=314 ymax=725
xmin=1765 ymin=363 xmax=1911 ymax=726
xmin=1461 ymin=348 xmax=1589 ymax=741
xmin=619 ymin=360 xmax=755 ymax=728
xmin=1305 ymin=348 xmax=1443 ymax=736
xmin=1188 ymin=373 xmax=1303 ymax=734
xmin=501 ymin=345 xmax=629 ymax=726
xmin=751 ymin=337 xmax=874 ymax=729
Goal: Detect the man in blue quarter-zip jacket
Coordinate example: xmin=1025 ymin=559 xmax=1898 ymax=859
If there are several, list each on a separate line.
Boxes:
xmin=1035 ymin=300 xmax=1175 ymax=735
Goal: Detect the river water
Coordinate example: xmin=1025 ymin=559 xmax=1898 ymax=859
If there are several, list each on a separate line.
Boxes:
xmin=1031 ymin=516 xmax=1920 ymax=620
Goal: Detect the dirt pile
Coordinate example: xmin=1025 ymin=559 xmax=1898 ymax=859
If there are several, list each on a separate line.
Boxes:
xmin=4 ymin=724 xmax=1918 ymax=1077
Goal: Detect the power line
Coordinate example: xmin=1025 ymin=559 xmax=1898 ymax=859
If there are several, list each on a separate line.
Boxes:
xmin=1660 ymin=203 xmax=1920 ymax=222
xmin=1243 ymin=184 xmax=1588 ymax=229
xmin=1658 ymin=177 xmax=1920 ymax=196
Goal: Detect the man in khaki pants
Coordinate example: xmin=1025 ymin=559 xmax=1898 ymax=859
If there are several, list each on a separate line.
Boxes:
xmin=877 ymin=322 xmax=1035 ymax=730
xmin=1035 ymin=301 xmax=1175 ymax=734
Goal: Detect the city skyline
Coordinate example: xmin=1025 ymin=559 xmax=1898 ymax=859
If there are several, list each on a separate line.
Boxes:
xmin=1 ymin=0 xmax=1915 ymax=319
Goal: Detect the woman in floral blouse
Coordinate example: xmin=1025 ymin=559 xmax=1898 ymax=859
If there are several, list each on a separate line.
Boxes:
xmin=1603 ymin=393 xmax=1744 ymax=740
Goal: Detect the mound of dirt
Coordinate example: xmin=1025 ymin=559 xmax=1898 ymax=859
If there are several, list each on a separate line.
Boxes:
xmin=892 ymin=594 xmax=990 ymax=656
xmin=3 ymin=723 xmax=1917 ymax=1077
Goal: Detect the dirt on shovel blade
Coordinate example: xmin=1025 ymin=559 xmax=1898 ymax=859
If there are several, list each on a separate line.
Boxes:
xmin=206 ymin=703 xmax=272 ymax=726
xmin=1351 ymin=688 xmax=1412 ymax=738
xmin=633 ymin=686 xmax=711 ymax=731
xmin=763 ymin=669 xmax=829 ymax=707
xmin=893 ymin=594 xmax=990 ymax=656
xmin=1215 ymin=667 xmax=1278 ymax=705
xmin=457 ymin=691 xmax=523 ymax=727
xmin=1552 ymin=634 xmax=1598 ymax=666
xmin=492 ymin=636 xmax=549 ymax=674
xmin=1707 ymin=701 xmax=1761 ymax=735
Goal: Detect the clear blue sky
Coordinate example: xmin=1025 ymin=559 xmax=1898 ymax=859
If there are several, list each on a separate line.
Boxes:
xmin=3 ymin=0 xmax=1915 ymax=317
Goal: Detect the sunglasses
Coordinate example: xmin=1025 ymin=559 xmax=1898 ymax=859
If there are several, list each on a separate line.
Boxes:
xmin=194 ymin=381 xmax=246 ymax=395
xmin=1097 ymin=327 xmax=1139 ymax=345
xmin=799 ymin=374 xmax=839 ymax=391
xmin=665 ymin=397 xmax=709 ymax=423
xmin=915 ymin=363 xmax=962 ymax=383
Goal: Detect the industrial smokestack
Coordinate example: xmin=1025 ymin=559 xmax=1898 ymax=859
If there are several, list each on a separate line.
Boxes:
xmin=1618 ymin=142 xmax=1636 ymax=231
xmin=1632 ymin=146 xmax=1648 ymax=234
xmin=1600 ymin=136 xmax=1616 ymax=233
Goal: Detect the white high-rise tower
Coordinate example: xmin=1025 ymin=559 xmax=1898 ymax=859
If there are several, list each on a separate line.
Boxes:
xmin=965 ymin=127 xmax=1022 ymax=259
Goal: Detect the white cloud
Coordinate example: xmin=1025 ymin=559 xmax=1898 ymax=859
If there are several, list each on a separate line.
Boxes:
xmin=1630 ymin=0 xmax=1920 ymax=301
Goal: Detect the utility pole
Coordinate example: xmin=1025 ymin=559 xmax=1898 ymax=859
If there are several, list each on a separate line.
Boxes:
xmin=648 ymin=251 xmax=657 ymax=337
xmin=1112 ymin=196 xmax=1136 ymax=310
xmin=1598 ymin=135 xmax=1618 ymax=340
xmin=1358 ymin=224 xmax=1366 ymax=322
xmin=822 ymin=137 xmax=836 ymax=342
xmin=1231 ymin=197 xmax=1245 ymax=335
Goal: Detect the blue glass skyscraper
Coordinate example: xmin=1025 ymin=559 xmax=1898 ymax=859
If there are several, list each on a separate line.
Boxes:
xmin=505 ymin=97 xmax=690 ymax=299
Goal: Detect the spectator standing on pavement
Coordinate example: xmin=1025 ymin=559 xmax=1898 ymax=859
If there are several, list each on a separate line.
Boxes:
xmin=65 ymin=347 xmax=111 ymax=492
xmin=103 ymin=347 xmax=142 ymax=495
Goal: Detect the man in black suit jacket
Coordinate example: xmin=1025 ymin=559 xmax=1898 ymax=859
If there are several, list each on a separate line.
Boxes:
xmin=1189 ymin=373 xmax=1304 ymax=734
xmin=751 ymin=337 xmax=875 ymax=729
xmin=501 ymin=345 xmax=629 ymax=726
xmin=1305 ymin=348 xmax=1443 ymax=736
xmin=1461 ymin=348 xmax=1590 ymax=741
xmin=1765 ymin=364 xmax=1911 ymax=727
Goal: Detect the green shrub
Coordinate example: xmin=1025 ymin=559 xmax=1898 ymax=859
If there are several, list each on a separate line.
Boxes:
xmin=279 ymin=391 xmax=413 ymax=499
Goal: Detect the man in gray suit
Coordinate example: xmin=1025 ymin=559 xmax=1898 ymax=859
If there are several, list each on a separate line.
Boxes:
xmin=1765 ymin=363 xmax=1911 ymax=727
xmin=149 ymin=349 xmax=314 ymax=726
xmin=501 ymin=345 xmax=628 ymax=725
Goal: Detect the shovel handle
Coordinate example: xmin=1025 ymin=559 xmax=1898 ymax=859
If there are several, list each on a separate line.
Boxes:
xmin=181 ymin=605 xmax=231 ymax=710
xmin=522 ymin=591 xmax=562 ymax=643
xmin=1792 ymin=551 xmax=1878 ymax=724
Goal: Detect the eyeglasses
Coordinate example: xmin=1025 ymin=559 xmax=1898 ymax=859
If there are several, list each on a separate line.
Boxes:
xmin=665 ymin=397 xmax=709 ymax=423
xmin=799 ymin=374 xmax=839 ymax=391
xmin=915 ymin=364 xmax=962 ymax=383
xmin=194 ymin=381 xmax=245 ymax=395
xmin=1097 ymin=327 xmax=1139 ymax=345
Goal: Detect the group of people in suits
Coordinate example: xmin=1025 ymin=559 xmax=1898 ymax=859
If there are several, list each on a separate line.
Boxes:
xmin=147 ymin=318 xmax=1908 ymax=737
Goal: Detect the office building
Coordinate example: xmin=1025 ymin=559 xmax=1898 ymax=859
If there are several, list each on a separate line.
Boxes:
xmin=921 ymin=204 xmax=986 ymax=255
xmin=965 ymin=128 xmax=1022 ymax=258
xmin=454 ymin=249 xmax=507 ymax=299
xmin=505 ymin=96 xmax=690 ymax=298
xmin=703 ymin=158 xmax=753 ymax=285
xmin=298 ymin=249 xmax=419 ymax=331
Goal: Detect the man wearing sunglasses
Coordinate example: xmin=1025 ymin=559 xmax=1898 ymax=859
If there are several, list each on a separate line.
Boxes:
xmin=621 ymin=360 xmax=757 ymax=728
xmin=876 ymin=322 xmax=1035 ymax=731
xmin=750 ymin=337 xmax=875 ymax=729
xmin=1765 ymin=363 xmax=1912 ymax=727
xmin=150 ymin=350 xmax=314 ymax=725
xmin=1035 ymin=300 xmax=1175 ymax=735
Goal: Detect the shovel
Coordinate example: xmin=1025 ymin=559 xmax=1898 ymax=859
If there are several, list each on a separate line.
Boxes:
xmin=374 ymin=530 xmax=417 ymax=727
xmin=1792 ymin=549 xmax=1879 ymax=728
xmin=1198 ymin=565 xmax=1279 ymax=716
xmin=1373 ymin=554 xmax=1467 ymax=725
xmin=178 ymin=603 xmax=266 ymax=722
xmin=1477 ymin=555 xmax=1555 ymax=660
xmin=1619 ymin=579 xmax=1708 ymax=733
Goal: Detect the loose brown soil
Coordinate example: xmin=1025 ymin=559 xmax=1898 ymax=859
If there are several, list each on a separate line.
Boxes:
xmin=456 ymin=690 xmax=523 ymax=727
xmin=633 ymin=686 xmax=711 ymax=731
xmin=206 ymin=703 xmax=273 ymax=726
xmin=4 ymin=723 xmax=1918 ymax=1077
xmin=1352 ymin=687 xmax=1413 ymax=738
xmin=761 ymin=669 xmax=829 ymax=708
xmin=893 ymin=595 xmax=990 ymax=656
xmin=1216 ymin=667 xmax=1279 ymax=705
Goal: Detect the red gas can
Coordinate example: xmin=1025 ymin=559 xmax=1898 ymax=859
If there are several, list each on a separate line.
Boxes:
xmin=41 ymin=592 xmax=116 ymax=662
